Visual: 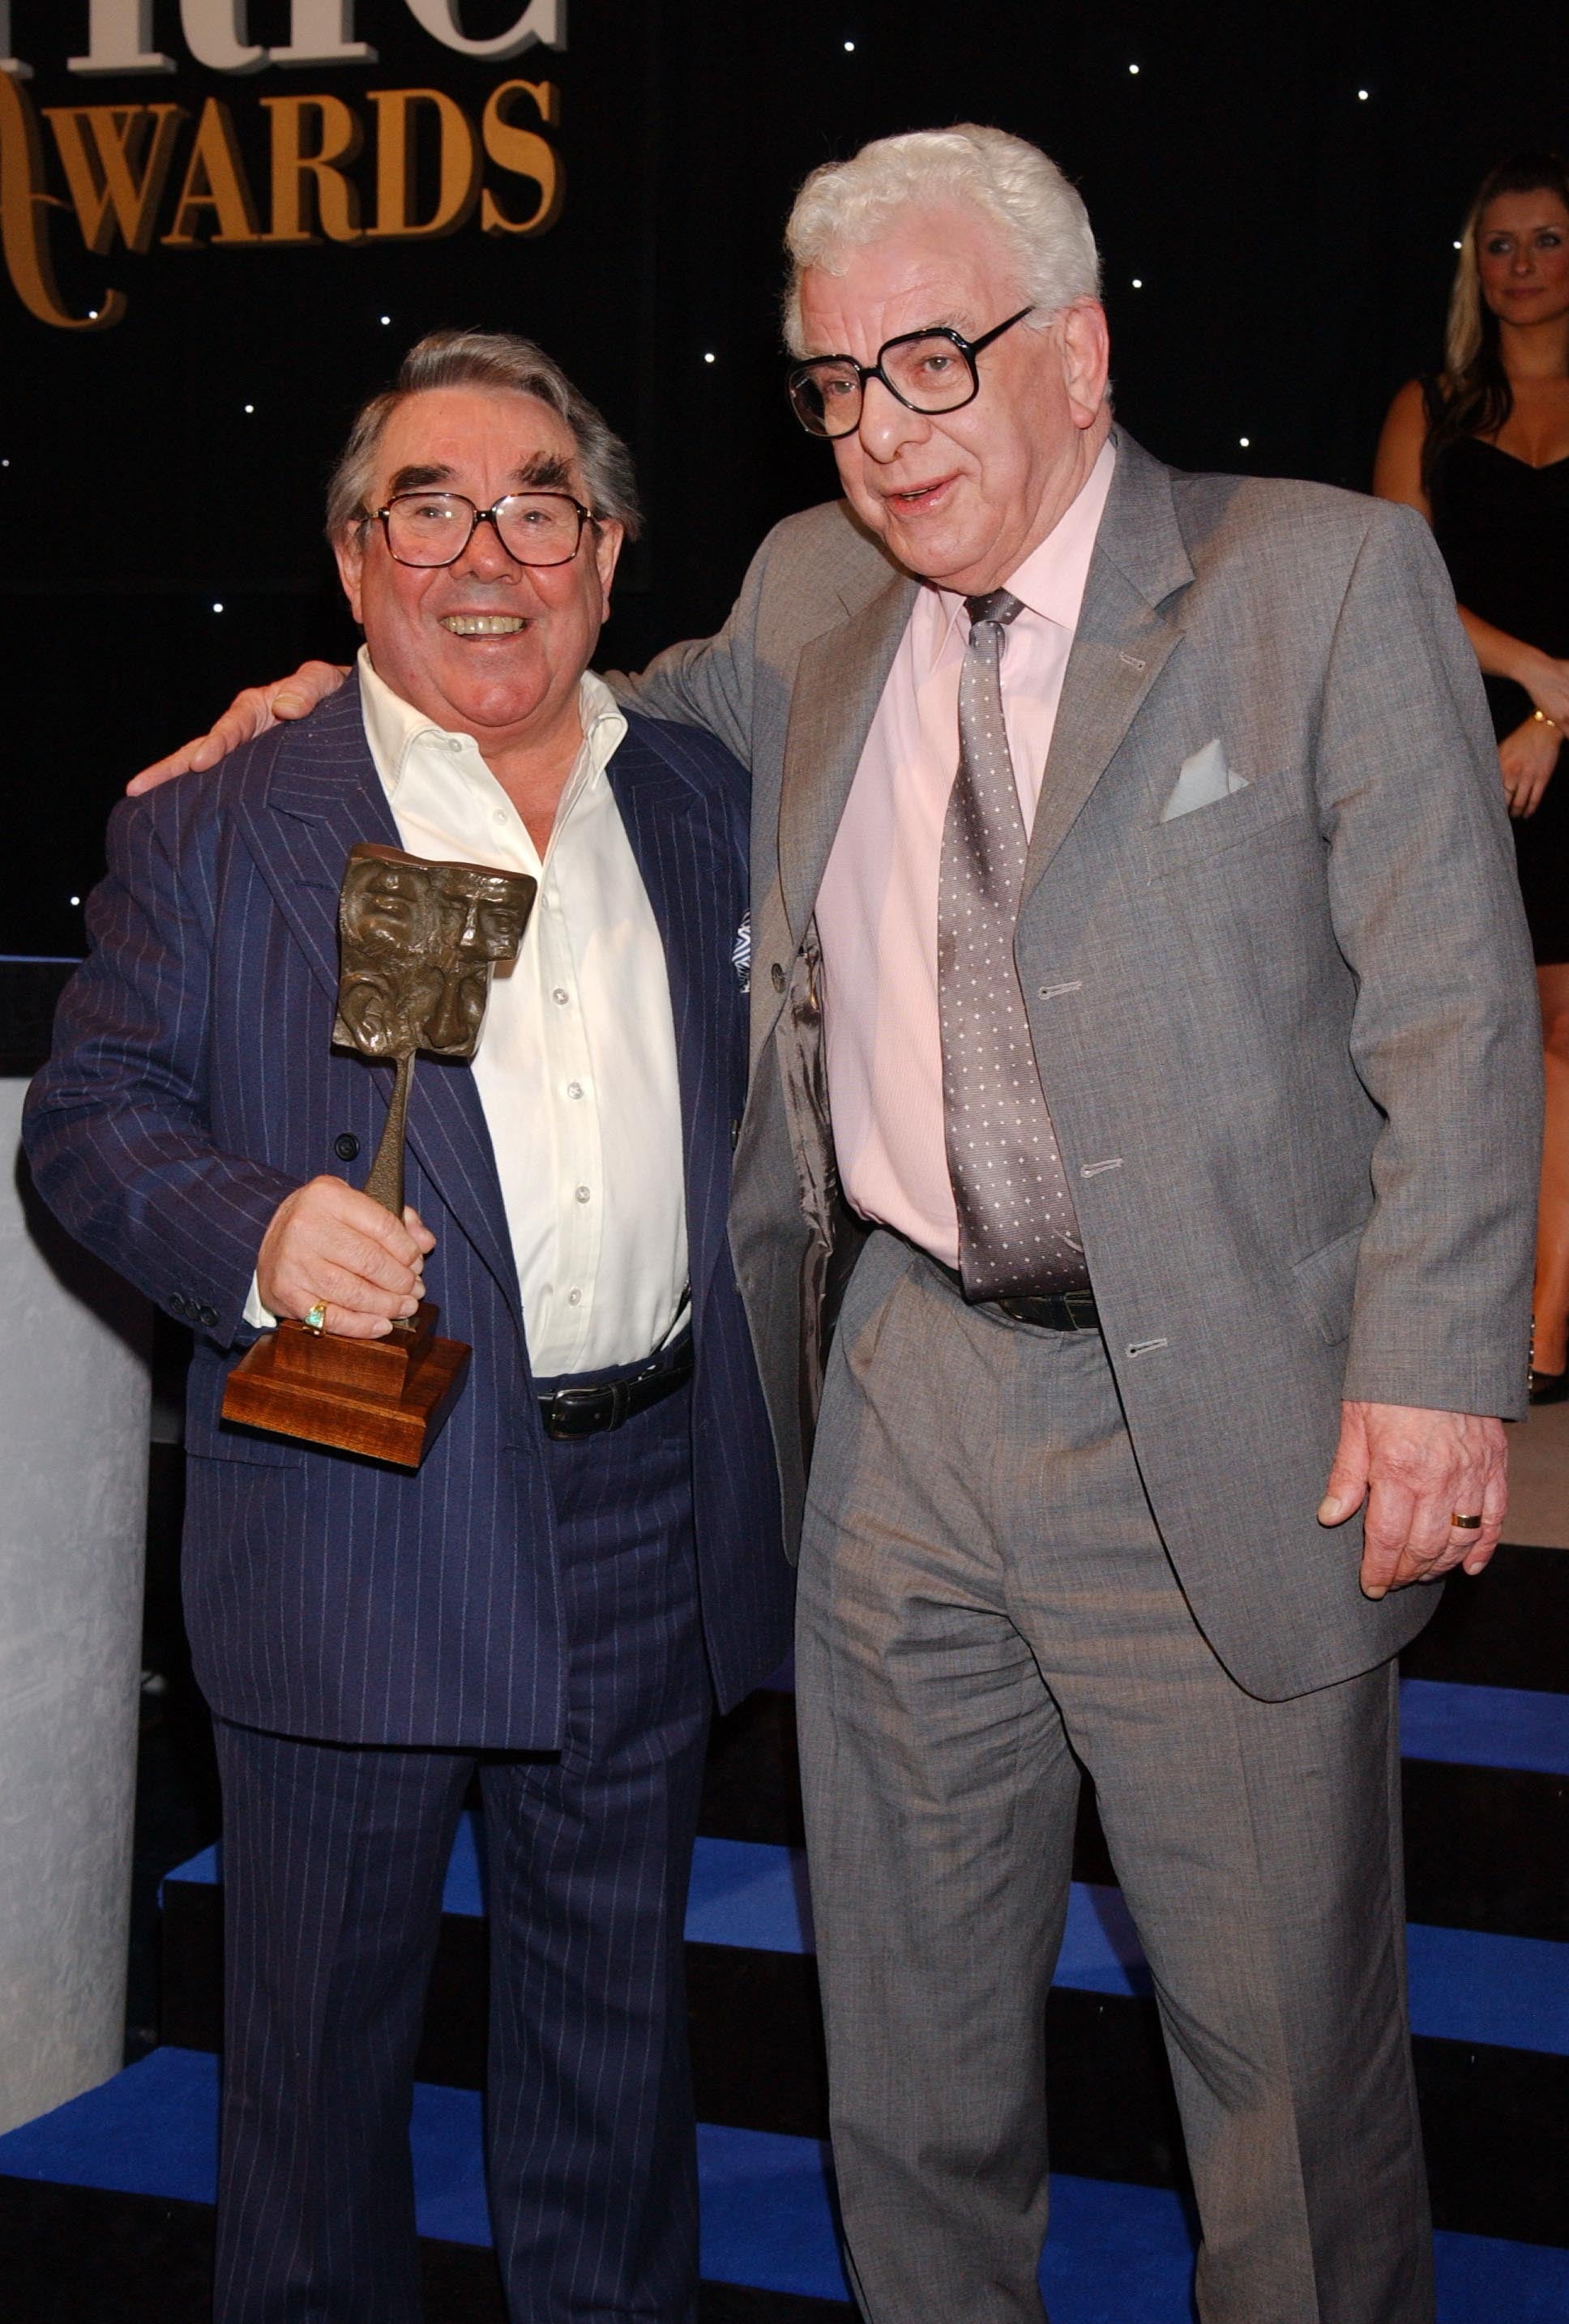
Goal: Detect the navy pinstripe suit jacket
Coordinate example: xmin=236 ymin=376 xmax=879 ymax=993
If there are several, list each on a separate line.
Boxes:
xmin=25 ymin=678 xmax=791 ymax=1748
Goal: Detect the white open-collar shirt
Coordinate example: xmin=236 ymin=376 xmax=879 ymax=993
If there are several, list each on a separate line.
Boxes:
xmin=250 ymin=651 xmax=689 ymax=1378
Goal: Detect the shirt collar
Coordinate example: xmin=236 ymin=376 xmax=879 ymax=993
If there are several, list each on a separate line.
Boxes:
xmin=356 ymin=647 xmax=626 ymax=802
xmin=929 ymin=434 xmax=1117 ymax=654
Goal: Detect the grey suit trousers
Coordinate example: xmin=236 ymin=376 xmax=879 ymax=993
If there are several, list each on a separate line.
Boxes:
xmin=795 ymin=1230 xmax=1433 ymax=2324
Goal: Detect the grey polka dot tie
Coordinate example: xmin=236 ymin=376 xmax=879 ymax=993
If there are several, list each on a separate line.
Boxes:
xmin=938 ymin=590 xmax=1090 ymax=1301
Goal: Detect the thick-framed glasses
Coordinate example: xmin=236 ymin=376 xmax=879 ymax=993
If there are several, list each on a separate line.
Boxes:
xmin=366 ymin=489 xmax=596 ymax=570
xmin=787 ymin=305 xmax=1036 ymax=438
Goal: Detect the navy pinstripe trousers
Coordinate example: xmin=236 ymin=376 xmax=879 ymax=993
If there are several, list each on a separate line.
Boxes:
xmin=211 ymin=1378 xmax=710 ymax=2323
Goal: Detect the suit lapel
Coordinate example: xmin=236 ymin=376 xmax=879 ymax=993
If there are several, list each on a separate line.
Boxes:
xmin=1021 ymin=433 xmax=1192 ymax=907
xmin=606 ymin=723 xmax=732 ymax=1312
xmin=773 ymin=440 xmax=1191 ymax=938
xmin=777 ymin=570 xmax=919 ymax=946
xmin=238 ymin=679 xmax=403 ymax=1007
xmin=237 ymin=679 xmax=523 ymax=1335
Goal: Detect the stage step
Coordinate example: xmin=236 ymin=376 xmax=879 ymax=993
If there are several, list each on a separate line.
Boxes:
xmin=3 ymin=2046 xmax=1568 ymax=2324
xmin=162 ymin=1824 xmax=1569 ymax=2061
xmin=6 ymin=1544 xmax=1562 ymax=2317
xmin=145 ymin=1548 xmax=1569 ymax=2246
xmin=699 ymin=1684 xmax=1569 ymax=1939
xmin=155 ymin=1818 xmax=1569 ymax=2249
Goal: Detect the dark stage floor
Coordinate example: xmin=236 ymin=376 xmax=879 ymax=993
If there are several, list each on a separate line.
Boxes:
xmin=4 ymin=1423 xmax=1567 ymax=2320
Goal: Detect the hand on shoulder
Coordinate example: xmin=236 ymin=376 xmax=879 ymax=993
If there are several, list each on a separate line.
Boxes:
xmin=126 ymin=662 xmax=350 ymax=795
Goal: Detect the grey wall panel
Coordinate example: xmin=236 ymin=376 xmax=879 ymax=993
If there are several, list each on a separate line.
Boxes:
xmin=0 ymin=1082 xmax=151 ymax=2134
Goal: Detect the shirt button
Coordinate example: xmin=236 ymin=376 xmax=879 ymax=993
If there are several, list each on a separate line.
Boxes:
xmin=493 ymin=808 xmax=507 ymax=825
xmin=568 ymin=1288 xmax=583 ymax=1305
xmin=566 ymin=1081 xmax=584 ymax=1100
xmin=552 ymin=987 xmax=570 ymax=1006
xmin=771 ymin=963 xmax=786 ymax=993
xmin=575 ymin=1185 xmax=591 ymax=1203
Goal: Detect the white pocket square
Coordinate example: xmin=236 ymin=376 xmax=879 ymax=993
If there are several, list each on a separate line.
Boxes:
xmin=1161 ymin=738 xmax=1250 ymax=822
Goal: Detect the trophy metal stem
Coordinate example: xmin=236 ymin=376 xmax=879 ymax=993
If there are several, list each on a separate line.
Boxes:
xmin=364 ymin=1051 xmax=414 ymax=1216
xmin=221 ymin=843 xmax=535 ymax=1470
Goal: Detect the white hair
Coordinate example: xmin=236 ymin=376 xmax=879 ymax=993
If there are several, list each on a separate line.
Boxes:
xmin=782 ymin=124 xmax=1101 ymax=355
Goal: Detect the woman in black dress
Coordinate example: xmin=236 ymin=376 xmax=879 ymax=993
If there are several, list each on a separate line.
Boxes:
xmin=1376 ymin=152 xmax=1569 ymax=1399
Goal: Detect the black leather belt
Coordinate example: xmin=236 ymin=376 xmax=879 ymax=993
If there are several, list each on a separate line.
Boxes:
xmin=537 ymin=1338 xmax=694 ymax=1439
xmin=930 ymin=1258 xmax=1099 ymax=1333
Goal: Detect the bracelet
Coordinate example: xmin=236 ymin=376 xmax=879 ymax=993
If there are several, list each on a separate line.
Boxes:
xmin=1533 ymin=709 xmax=1559 ymax=730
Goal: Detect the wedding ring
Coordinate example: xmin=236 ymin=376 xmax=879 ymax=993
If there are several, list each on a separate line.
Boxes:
xmin=303 ymin=1301 xmax=328 ymax=1335
xmin=1450 ymin=1513 xmax=1484 ymax=1531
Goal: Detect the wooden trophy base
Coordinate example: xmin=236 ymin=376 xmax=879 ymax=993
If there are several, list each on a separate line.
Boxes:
xmin=220 ymin=1301 xmax=470 ymax=1468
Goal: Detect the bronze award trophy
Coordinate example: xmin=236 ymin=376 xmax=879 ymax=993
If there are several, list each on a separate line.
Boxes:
xmin=221 ymin=844 xmax=537 ymax=1467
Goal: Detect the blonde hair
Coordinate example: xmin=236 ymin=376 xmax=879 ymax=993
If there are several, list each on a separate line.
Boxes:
xmin=781 ymin=124 xmax=1100 ymax=356
xmin=1427 ymin=152 xmax=1569 ymax=478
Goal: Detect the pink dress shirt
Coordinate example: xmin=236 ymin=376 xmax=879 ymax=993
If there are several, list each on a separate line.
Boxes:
xmin=815 ymin=439 xmax=1116 ymax=1265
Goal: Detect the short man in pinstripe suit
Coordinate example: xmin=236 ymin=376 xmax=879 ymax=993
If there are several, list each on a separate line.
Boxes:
xmin=26 ymin=331 xmax=793 ymax=2323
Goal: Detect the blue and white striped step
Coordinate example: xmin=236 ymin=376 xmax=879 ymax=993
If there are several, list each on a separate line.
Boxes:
xmin=2 ymin=2046 xmax=1566 ymax=2324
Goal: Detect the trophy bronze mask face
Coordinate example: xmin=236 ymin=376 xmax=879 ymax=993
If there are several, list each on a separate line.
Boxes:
xmin=334 ymin=846 xmax=536 ymax=1063
xmin=333 ymin=844 xmax=537 ymax=1214
xmin=422 ymin=863 xmax=537 ymax=1055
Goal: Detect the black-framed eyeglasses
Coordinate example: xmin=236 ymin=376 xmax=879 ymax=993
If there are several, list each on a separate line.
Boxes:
xmin=365 ymin=489 xmax=596 ymax=570
xmin=787 ymin=305 xmax=1036 ymax=438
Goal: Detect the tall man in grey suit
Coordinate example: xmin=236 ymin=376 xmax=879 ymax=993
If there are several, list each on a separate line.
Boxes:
xmin=593 ymin=128 xmax=1539 ymax=2324
xmin=134 ymin=126 xmax=1541 ymax=2324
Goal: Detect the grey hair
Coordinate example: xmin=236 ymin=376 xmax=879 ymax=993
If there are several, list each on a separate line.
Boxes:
xmin=325 ymin=328 xmax=643 ymax=545
xmin=782 ymin=124 xmax=1101 ymax=356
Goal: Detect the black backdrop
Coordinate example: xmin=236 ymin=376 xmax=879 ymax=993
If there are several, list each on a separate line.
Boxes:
xmin=5 ymin=0 xmax=1567 ymax=959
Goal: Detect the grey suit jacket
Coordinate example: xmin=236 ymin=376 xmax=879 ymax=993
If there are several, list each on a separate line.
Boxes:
xmin=618 ymin=430 xmax=1542 ymax=1700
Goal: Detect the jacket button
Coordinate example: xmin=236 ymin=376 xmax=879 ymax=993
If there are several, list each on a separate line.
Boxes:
xmin=171 ymin=1294 xmax=190 ymax=1318
xmin=730 ymin=1117 xmax=742 ymax=1151
xmin=771 ymin=963 xmax=785 ymax=993
xmin=198 ymin=1303 xmax=219 ymax=1327
xmin=334 ymin=1132 xmax=361 ymax=1162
